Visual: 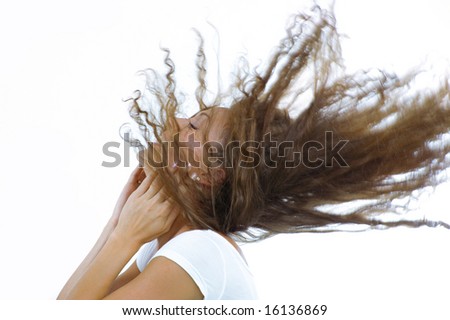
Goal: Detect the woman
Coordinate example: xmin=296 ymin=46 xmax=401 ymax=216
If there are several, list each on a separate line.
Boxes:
xmin=58 ymin=6 xmax=450 ymax=300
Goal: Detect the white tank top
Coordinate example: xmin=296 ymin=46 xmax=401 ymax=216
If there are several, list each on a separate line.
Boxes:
xmin=136 ymin=229 xmax=258 ymax=300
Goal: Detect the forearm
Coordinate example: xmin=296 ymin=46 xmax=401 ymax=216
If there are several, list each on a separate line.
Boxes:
xmin=57 ymin=220 xmax=116 ymax=299
xmin=59 ymin=231 xmax=141 ymax=300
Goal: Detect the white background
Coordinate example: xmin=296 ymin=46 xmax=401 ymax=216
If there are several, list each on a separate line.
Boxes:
xmin=0 ymin=0 xmax=449 ymax=317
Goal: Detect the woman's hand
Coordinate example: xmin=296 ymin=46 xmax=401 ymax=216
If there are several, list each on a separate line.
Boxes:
xmin=112 ymin=168 xmax=180 ymax=246
xmin=110 ymin=166 xmax=147 ymax=228
xmin=58 ymin=165 xmax=147 ymax=299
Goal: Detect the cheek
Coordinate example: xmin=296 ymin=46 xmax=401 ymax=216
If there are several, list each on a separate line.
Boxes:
xmin=167 ymin=131 xmax=202 ymax=168
xmin=184 ymin=135 xmax=205 ymax=168
xmin=187 ymin=148 xmax=204 ymax=169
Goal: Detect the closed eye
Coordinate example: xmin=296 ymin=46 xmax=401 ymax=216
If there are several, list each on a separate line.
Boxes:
xmin=188 ymin=121 xmax=198 ymax=130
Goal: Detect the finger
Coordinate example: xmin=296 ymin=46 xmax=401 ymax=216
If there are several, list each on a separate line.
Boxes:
xmin=146 ymin=178 xmax=165 ymax=200
xmin=128 ymin=166 xmax=143 ymax=183
xmin=164 ymin=195 xmax=178 ymax=205
xmin=136 ymin=169 xmax=147 ymax=185
xmin=122 ymin=167 xmax=145 ymax=195
xmin=135 ymin=170 xmax=158 ymax=196
xmin=144 ymin=172 xmax=166 ymax=199
xmin=169 ymin=161 xmax=179 ymax=174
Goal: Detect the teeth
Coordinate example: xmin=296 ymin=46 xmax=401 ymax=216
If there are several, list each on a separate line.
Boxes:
xmin=190 ymin=172 xmax=201 ymax=181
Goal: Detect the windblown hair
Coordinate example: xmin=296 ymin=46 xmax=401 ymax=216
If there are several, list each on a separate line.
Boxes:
xmin=123 ymin=6 xmax=450 ymax=241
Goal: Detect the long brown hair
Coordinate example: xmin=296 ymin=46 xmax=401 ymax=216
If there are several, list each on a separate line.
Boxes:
xmin=123 ymin=6 xmax=450 ymax=241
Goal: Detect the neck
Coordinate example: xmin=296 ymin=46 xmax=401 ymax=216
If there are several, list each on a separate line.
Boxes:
xmin=156 ymin=214 xmax=194 ymax=250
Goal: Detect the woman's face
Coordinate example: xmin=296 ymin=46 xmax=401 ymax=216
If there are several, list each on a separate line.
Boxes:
xmin=142 ymin=107 xmax=229 ymax=184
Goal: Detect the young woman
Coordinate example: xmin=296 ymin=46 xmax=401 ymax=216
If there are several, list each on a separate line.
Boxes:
xmin=58 ymin=6 xmax=450 ymax=300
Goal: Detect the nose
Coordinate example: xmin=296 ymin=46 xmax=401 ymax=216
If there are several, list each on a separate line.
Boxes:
xmin=175 ymin=117 xmax=189 ymax=128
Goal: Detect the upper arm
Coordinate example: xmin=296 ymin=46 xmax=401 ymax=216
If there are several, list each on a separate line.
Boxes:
xmin=104 ymin=256 xmax=204 ymax=300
